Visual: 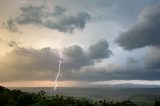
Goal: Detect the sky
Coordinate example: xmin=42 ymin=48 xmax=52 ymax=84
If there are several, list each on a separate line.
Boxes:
xmin=0 ymin=0 xmax=160 ymax=87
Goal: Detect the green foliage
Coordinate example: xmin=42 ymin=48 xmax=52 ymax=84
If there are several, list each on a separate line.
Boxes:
xmin=0 ymin=86 xmax=159 ymax=106
xmin=154 ymin=100 xmax=160 ymax=106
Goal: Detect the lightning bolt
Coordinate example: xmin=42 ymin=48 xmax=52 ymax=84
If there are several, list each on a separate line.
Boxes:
xmin=54 ymin=33 xmax=62 ymax=92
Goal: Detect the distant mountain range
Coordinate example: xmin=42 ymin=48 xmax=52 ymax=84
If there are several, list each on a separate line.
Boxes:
xmin=87 ymin=83 xmax=160 ymax=88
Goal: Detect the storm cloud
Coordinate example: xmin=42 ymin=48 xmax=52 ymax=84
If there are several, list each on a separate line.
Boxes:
xmin=0 ymin=47 xmax=59 ymax=82
xmin=88 ymin=39 xmax=112 ymax=60
xmin=0 ymin=39 xmax=112 ymax=81
xmin=1 ymin=0 xmax=160 ymax=85
xmin=2 ymin=42 xmax=160 ymax=82
xmin=63 ymin=45 xmax=93 ymax=70
xmin=70 ymin=54 xmax=160 ymax=81
xmin=116 ymin=2 xmax=160 ymax=50
xmin=5 ymin=5 xmax=90 ymax=33
xmin=44 ymin=12 xmax=90 ymax=33
xmin=1 ymin=42 xmax=160 ymax=82
xmin=16 ymin=5 xmax=45 ymax=25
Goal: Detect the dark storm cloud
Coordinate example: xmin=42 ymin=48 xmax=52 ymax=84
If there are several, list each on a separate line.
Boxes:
xmin=16 ymin=5 xmax=45 ymax=25
xmin=67 ymin=55 xmax=160 ymax=81
xmin=77 ymin=48 xmax=160 ymax=81
xmin=66 ymin=58 xmax=144 ymax=81
xmin=0 ymin=40 xmax=112 ymax=81
xmin=116 ymin=2 xmax=160 ymax=50
xmin=88 ymin=39 xmax=112 ymax=60
xmin=44 ymin=12 xmax=90 ymax=33
xmin=1 ymin=42 xmax=160 ymax=81
xmin=62 ymin=40 xmax=112 ymax=70
xmin=5 ymin=4 xmax=90 ymax=33
xmin=63 ymin=45 xmax=93 ymax=70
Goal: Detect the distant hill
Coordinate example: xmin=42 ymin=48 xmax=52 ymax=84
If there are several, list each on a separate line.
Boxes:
xmin=88 ymin=83 xmax=160 ymax=88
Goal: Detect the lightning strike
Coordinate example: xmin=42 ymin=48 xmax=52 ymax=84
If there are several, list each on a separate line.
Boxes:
xmin=54 ymin=33 xmax=62 ymax=92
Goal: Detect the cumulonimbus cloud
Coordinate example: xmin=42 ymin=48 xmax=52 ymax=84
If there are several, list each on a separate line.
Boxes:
xmin=116 ymin=2 xmax=160 ymax=50
xmin=0 ymin=39 xmax=111 ymax=82
xmin=1 ymin=40 xmax=160 ymax=81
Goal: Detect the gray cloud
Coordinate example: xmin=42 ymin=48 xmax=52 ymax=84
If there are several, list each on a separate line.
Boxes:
xmin=116 ymin=2 xmax=160 ymax=50
xmin=0 ymin=47 xmax=59 ymax=82
xmin=67 ymin=56 xmax=160 ymax=81
xmin=1 ymin=0 xmax=160 ymax=82
xmin=1 ymin=43 xmax=160 ymax=81
xmin=5 ymin=5 xmax=90 ymax=33
xmin=0 ymin=40 xmax=111 ymax=81
xmin=73 ymin=48 xmax=160 ymax=81
xmin=45 ymin=12 xmax=90 ymax=33
xmin=16 ymin=5 xmax=45 ymax=25
xmin=145 ymin=47 xmax=160 ymax=69
xmin=63 ymin=45 xmax=93 ymax=70
xmin=66 ymin=58 xmax=144 ymax=81
xmin=88 ymin=39 xmax=112 ymax=60
xmin=52 ymin=5 xmax=66 ymax=17
xmin=1 ymin=20 xmax=19 ymax=33
xmin=7 ymin=47 xmax=59 ymax=72
xmin=62 ymin=39 xmax=112 ymax=70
